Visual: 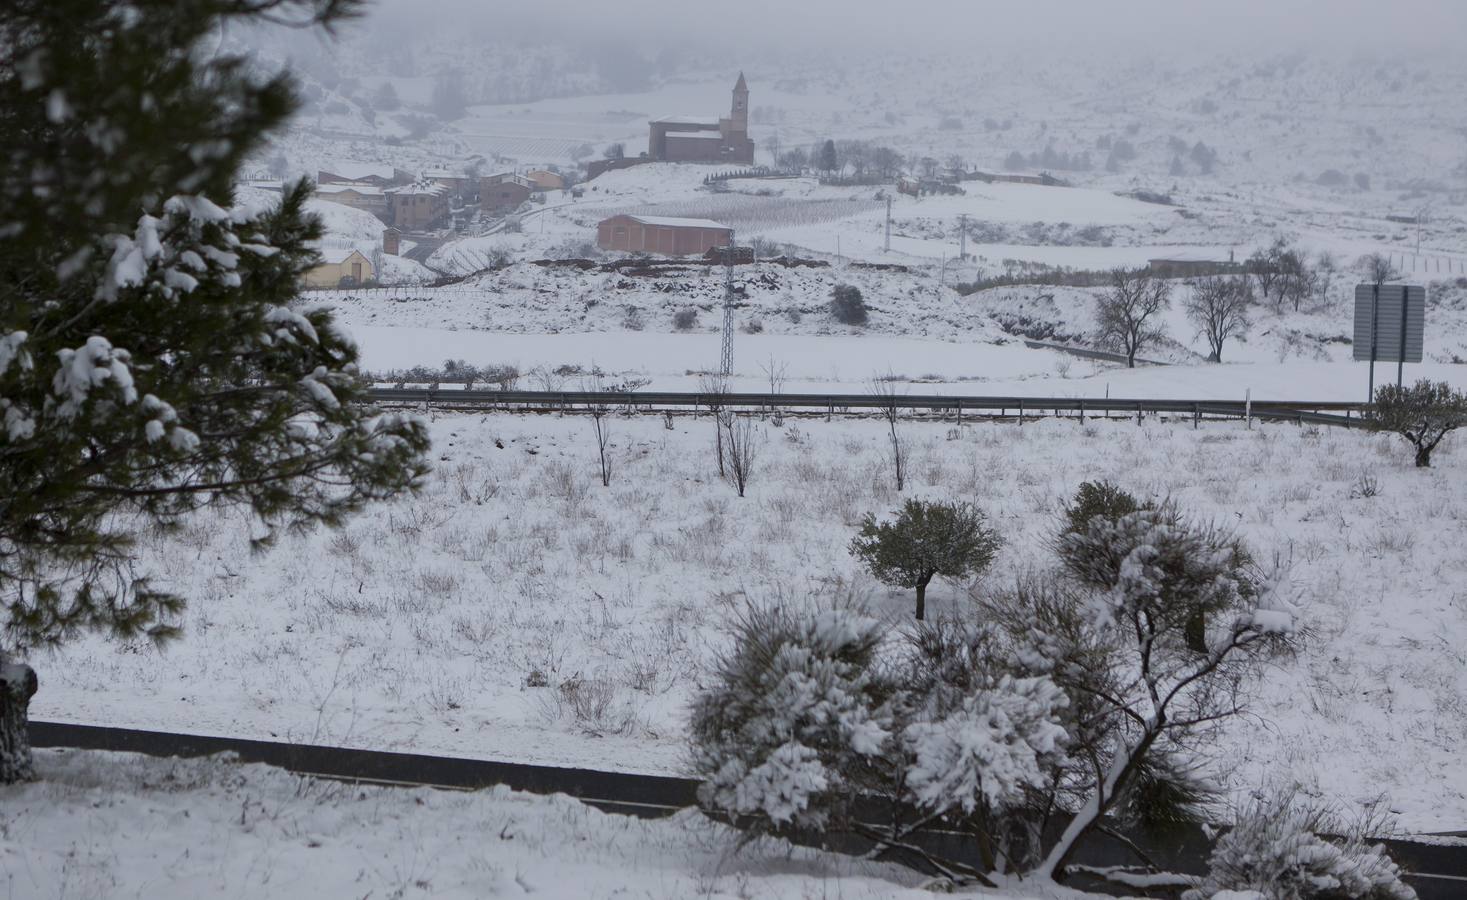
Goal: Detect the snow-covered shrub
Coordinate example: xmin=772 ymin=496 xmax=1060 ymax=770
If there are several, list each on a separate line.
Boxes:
xmin=1061 ymin=480 xmax=1145 ymax=536
xmin=1184 ymin=792 xmax=1417 ymax=900
xmin=830 ymin=284 xmax=868 ymax=325
xmin=690 ymin=601 xmax=893 ymax=833
xmin=672 ymin=307 xmax=698 ymax=331
xmin=691 ymin=599 xmax=1068 ymax=858
xmin=902 ymin=674 xmax=1067 ymax=817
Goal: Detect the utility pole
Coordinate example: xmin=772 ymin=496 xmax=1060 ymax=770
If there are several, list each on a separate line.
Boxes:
xmin=884 ymin=197 xmax=892 ymax=253
xmin=958 ymin=213 xmax=967 ymax=260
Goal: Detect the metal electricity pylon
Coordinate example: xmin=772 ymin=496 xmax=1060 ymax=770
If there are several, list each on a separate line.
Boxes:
xmin=719 ymin=238 xmax=736 ymax=378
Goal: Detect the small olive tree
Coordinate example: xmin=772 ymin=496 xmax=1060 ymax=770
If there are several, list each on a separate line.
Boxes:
xmin=850 ymin=499 xmax=1001 ymax=620
xmin=1363 ymin=380 xmax=1467 ymax=468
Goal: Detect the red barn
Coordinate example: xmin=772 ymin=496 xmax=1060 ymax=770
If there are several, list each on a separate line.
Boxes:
xmin=597 ymin=214 xmax=733 ymax=256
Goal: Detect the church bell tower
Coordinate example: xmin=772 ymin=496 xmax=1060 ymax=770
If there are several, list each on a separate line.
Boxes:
xmin=730 ymin=72 xmax=749 ymax=134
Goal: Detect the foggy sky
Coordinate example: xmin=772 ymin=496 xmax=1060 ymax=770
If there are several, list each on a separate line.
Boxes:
xmin=358 ymin=0 xmax=1467 ymax=55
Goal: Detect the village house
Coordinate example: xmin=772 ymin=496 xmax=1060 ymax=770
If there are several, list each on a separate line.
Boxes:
xmin=525 ymin=169 xmax=566 ymax=191
xmin=424 ymin=169 xmax=478 ymax=202
xmin=647 ymin=73 xmax=755 ymax=165
xmin=597 ymin=214 xmax=733 ymax=256
xmin=386 ymin=180 xmax=452 ymax=231
xmin=480 ymin=173 xmax=533 ymax=212
xmin=317 ymin=162 xmax=413 ymax=187
xmin=303 ymin=248 xmax=374 ymax=288
xmin=314 ymin=182 xmax=389 ymax=219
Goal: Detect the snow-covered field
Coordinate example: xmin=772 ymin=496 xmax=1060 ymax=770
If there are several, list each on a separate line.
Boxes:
xmin=5 ymin=749 xmax=990 ymax=900
xmin=26 ymin=412 xmax=1467 ymax=831
xmin=305 ymin=255 xmax=1467 ymax=398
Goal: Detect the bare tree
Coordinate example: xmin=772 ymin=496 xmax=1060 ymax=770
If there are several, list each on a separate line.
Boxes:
xmin=582 ymin=378 xmax=614 ymax=486
xmin=1313 ymin=251 xmax=1339 ymax=308
xmin=870 ymin=375 xmax=907 ymax=491
xmin=1095 ymin=268 xmax=1172 ymax=367
xmin=699 ymin=374 xmax=729 ymax=478
xmin=1358 ymin=252 xmax=1399 ymax=288
xmin=1245 ymin=238 xmax=1288 ymax=302
xmin=761 ymin=355 xmax=789 ymax=424
xmin=1277 ymin=247 xmax=1315 ymax=312
xmin=1184 ymin=276 xmax=1252 ymax=362
xmin=720 ymin=413 xmax=760 ymax=498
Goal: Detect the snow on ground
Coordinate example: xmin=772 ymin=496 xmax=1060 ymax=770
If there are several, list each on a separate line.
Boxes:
xmin=347 ymin=323 xmax=1467 ymax=400
xmin=6 ymin=749 xmax=1004 ymax=900
xmin=25 ymin=413 xmax=1467 ymax=831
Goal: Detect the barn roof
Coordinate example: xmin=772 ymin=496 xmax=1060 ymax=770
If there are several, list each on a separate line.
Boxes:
xmin=317 ymin=247 xmax=368 ymax=264
xmin=652 ymin=115 xmax=722 ymax=126
xmin=320 ymin=161 xmax=397 ymax=180
xmin=619 ymin=214 xmax=731 ymax=230
xmin=315 ymin=182 xmax=384 ymax=196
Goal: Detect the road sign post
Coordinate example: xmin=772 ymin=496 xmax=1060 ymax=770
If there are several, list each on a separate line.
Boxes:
xmin=1354 ymin=284 xmax=1425 ymax=402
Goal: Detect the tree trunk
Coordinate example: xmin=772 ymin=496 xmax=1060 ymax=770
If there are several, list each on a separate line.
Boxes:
xmin=1415 ymin=446 xmax=1432 ymax=468
xmin=1184 ymin=610 xmax=1208 ymax=654
xmin=0 ymin=661 xmax=38 ymax=784
xmin=914 ymin=579 xmax=928 ymax=620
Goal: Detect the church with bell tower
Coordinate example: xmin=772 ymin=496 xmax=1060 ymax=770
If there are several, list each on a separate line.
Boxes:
xmin=647 ymin=73 xmax=756 ymax=164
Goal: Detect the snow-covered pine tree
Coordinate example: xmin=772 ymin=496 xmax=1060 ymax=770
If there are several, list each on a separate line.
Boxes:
xmin=0 ymin=0 xmax=430 ymax=782
xmin=690 ymin=601 xmax=894 ymax=834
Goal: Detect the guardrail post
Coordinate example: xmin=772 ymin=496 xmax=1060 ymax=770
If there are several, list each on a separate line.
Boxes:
xmin=1193 ymin=403 xmax=1200 ymax=429
xmin=1018 ymin=401 xmax=1024 ymax=426
xmin=1136 ymin=401 xmax=1143 ymax=426
xmin=1078 ymin=400 xmax=1085 ymax=424
xmin=955 ymin=398 xmax=962 ymax=425
xmin=827 ymin=398 xmax=833 ymax=422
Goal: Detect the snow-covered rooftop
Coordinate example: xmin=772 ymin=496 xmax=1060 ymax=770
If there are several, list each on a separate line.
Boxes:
xmin=316 ymin=247 xmax=368 ymax=264
xmin=386 ymin=181 xmax=450 ymax=196
xmin=316 ymin=183 xmax=384 ymax=196
xmin=622 ymin=214 xmax=731 ymax=230
xmin=320 ymin=161 xmax=397 ymax=180
xmin=652 ymin=115 xmax=721 ymax=126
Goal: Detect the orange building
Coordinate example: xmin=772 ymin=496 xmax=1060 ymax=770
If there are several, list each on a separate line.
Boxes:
xmin=597 ymin=215 xmax=733 ymax=256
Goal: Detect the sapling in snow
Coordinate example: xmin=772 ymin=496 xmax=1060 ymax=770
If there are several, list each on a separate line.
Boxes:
xmin=1363 ymin=379 xmax=1467 ymax=469
xmin=850 ymin=499 xmax=1001 ymax=620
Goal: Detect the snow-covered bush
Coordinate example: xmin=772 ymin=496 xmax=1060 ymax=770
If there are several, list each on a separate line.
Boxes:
xmin=1184 ymin=792 xmax=1417 ymax=900
xmin=830 ymin=284 xmax=868 ymax=325
xmin=672 ymin=307 xmax=698 ymax=331
xmin=690 ymin=601 xmax=893 ymax=833
xmin=1061 ymin=480 xmax=1145 ymax=536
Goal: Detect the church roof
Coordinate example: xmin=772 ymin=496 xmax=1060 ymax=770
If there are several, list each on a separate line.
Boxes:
xmin=735 ymin=71 xmax=747 ymax=91
xmin=652 ymin=115 xmax=721 ymax=126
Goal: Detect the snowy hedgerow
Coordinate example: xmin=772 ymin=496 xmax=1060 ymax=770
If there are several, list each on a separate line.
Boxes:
xmin=690 ymin=601 xmax=894 ymax=833
xmin=1184 ymin=792 xmax=1417 ymax=900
